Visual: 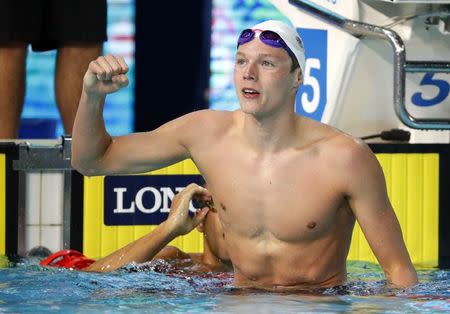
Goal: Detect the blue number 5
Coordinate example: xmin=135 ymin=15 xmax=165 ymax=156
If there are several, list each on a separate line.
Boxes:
xmin=411 ymin=73 xmax=450 ymax=107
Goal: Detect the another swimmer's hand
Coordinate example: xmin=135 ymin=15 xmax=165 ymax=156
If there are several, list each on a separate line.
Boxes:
xmin=83 ymin=55 xmax=129 ymax=97
xmin=166 ymin=183 xmax=211 ymax=236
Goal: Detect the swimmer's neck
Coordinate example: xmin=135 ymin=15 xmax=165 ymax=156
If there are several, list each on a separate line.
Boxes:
xmin=239 ymin=108 xmax=300 ymax=152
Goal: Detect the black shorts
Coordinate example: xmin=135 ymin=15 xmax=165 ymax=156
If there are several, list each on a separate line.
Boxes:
xmin=0 ymin=0 xmax=107 ymax=51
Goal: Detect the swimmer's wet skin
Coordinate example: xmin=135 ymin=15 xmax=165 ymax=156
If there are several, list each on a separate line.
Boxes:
xmin=71 ymin=19 xmax=418 ymax=289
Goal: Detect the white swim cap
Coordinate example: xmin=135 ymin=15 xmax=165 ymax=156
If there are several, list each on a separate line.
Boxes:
xmin=242 ymin=20 xmax=306 ymax=73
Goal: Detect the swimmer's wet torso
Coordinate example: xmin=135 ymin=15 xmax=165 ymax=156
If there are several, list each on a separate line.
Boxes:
xmin=190 ymin=110 xmax=356 ymax=290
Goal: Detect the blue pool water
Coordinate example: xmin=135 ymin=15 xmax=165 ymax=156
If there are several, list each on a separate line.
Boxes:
xmin=0 ymin=257 xmax=449 ymax=313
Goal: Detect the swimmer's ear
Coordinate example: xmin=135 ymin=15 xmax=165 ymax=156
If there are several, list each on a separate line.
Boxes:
xmin=293 ymin=69 xmax=303 ymax=89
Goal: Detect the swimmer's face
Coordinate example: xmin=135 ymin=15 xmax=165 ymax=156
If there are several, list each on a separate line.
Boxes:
xmin=234 ymin=38 xmax=301 ymax=117
xmin=197 ymin=208 xmax=229 ymax=261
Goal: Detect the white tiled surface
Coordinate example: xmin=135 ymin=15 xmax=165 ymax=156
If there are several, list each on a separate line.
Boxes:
xmin=40 ymin=226 xmax=62 ymax=253
xmin=410 ymin=129 xmax=450 ymax=144
xmin=41 ymin=172 xmax=64 ymax=225
xmin=24 ymin=171 xmax=64 ymax=253
xmin=25 ymin=173 xmax=41 ymax=225
xmin=25 ymin=225 xmax=40 ymax=250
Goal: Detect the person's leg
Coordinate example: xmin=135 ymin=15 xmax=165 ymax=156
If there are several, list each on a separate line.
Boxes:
xmin=54 ymin=44 xmax=102 ymax=135
xmin=0 ymin=44 xmax=28 ymax=138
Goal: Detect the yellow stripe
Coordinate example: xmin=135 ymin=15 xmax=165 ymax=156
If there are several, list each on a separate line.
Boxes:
xmin=83 ymin=176 xmax=102 ymax=258
xmin=0 ymin=154 xmax=6 ymax=255
xmin=406 ymin=155 xmax=423 ymax=264
xmin=347 ymin=153 xmax=439 ymax=266
xmin=83 ymin=159 xmax=204 ymax=259
xmin=421 ymin=154 xmax=439 ymax=267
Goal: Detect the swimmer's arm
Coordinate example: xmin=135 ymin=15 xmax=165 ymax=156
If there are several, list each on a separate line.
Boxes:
xmin=153 ymin=246 xmax=191 ymax=260
xmin=72 ymin=55 xmax=127 ymax=175
xmin=83 ymin=220 xmax=185 ymax=272
xmin=84 ymin=184 xmax=209 ymax=272
xmin=72 ymin=55 xmax=203 ymax=176
xmin=73 ymin=104 xmax=196 ymax=175
xmin=343 ymin=141 xmax=418 ymax=288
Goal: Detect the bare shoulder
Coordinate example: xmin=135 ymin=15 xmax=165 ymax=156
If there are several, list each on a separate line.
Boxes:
xmin=153 ymin=246 xmax=190 ymax=260
xmin=331 ymin=131 xmax=372 ymax=158
xmin=321 ymin=130 xmax=386 ymax=190
xmin=297 ymin=117 xmax=376 ymax=168
xmin=158 ymin=109 xmax=233 ymax=130
xmin=180 ymin=108 xmax=231 ymax=122
xmin=175 ymin=109 xmax=234 ymax=138
xmin=195 ymin=109 xmax=235 ymax=129
xmin=325 ymin=130 xmax=377 ymax=170
xmin=149 ymin=109 xmax=235 ymax=152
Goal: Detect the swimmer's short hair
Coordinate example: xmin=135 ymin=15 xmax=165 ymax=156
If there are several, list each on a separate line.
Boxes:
xmin=290 ymin=55 xmax=300 ymax=73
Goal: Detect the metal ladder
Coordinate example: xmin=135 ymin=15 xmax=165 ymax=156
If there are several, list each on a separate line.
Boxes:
xmin=289 ymin=0 xmax=450 ymax=130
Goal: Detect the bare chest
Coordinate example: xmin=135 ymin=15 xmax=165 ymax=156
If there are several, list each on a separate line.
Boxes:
xmin=195 ymin=147 xmax=348 ymax=243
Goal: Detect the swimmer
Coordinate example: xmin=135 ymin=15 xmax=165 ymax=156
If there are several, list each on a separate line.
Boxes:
xmin=84 ymin=183 xmax=231 ymax=272
xmin=72 ymin=20 xmax=418 ymax=289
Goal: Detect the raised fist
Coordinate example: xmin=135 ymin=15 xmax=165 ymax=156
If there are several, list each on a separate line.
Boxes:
xmin=83 ymin=55 xmax=129 ymax=96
